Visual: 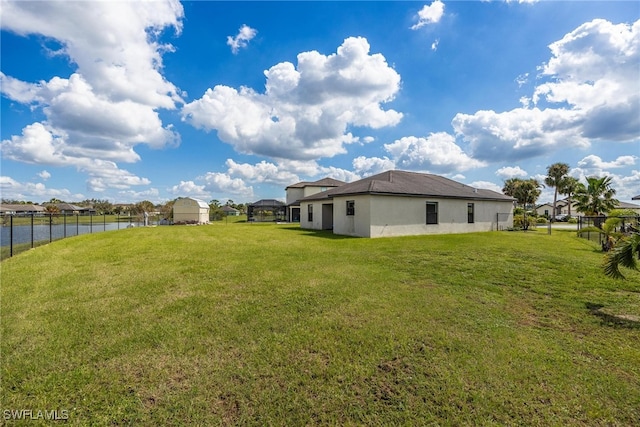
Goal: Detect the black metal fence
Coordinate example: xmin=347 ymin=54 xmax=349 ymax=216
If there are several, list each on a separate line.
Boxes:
xmin=1 ymin=213 xmax=163 ymax=260
xmin=577 ymin=215 xmax=640 ymax=245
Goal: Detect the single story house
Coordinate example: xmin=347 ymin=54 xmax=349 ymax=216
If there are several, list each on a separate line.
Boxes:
xmin=285 ymin=177 xmax=345 ymax=222
xmin=535 ymin=200 xmax=574 ymax=218
xmin=173 ymin=197 xmax=210 ymax=224
xmin=0 ymin=203 xmax=47 ymax=215
xmin=299 ymin=170 xmax=515 ymax=238
xmin=617 ymin=201 xmax=640 ymax=215
xmin=221 ymin=205 xmax=241 ymax=216
xmin=43 ymin=202 xmax=94 ymax=215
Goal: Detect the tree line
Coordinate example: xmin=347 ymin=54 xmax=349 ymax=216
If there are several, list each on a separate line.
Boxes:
xmin=0 ymin=198 xmax=248 ymax=221
xmin=502 ymin=162 xmax=621 ymax=228
xmin=502 ymin=162 xmax=639 ymax=280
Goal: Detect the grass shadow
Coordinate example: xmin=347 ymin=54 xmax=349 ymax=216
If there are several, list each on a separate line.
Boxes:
xmin=280 ymin=226 xmax=357 ymax=240
xmin=586 ymin=302 xmax=640 ymax=329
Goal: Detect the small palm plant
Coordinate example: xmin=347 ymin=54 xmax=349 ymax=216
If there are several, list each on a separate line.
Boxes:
xmin=603 ymin=234 xmax=640 ymax=279
xmin=577 ymin=217 xmax=623 ymax=251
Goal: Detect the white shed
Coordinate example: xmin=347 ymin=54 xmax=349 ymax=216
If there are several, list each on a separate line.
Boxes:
xmin=173 ymin=197 xmax=210 ymax=224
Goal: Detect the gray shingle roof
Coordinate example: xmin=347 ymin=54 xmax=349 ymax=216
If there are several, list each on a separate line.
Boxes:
xmin=301 ymin=170 xmax=514 ymax=202
xmin=617 ymin=201 xmax=640 ymax=209
xmin=0 ymin=204 xmax=46 ymax=213
xmin=249 ymin=199 xmax=285 ymax=207
xmin=285 ymin=177 xmax=345 ymax=189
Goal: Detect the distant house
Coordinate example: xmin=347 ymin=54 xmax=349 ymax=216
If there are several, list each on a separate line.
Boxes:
xmin=536 ymin=198 xmax=640 ymax=218
xmin=221 ymin=205 xmax=240 ymax=216
xmin=0 ymin=204 xmax=46 ymax=215
xmin=617 ymin=201 xmax=640 ymax=215
xmin=43 ymin=203 xmax=94 ymax=215
xmin=285 ymin=177 xmax=345 ymax=222
xmin=173 ymin=197 xmax=210 ymax=224
xmin=535 ymin=200 xmax=572 ymax=218
xmin=247 ymin=199 xmax=286 ymax=222
xmin=298 ymin=170 xmax=514 ymax=238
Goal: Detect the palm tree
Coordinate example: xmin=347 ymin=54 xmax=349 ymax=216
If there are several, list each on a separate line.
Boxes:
xmin=603 ymin=234 xmax=640 ymax=279
xmin=502 ymin=178 xmax=542 ymax=230
xmin=559 ymin=176 xmax=580 ymax=217
xmin=44 ymin=204 xmax=60 ymax=214
xmin=577 ymin=216 xmax=623 ymax=251
xmin=574 ymin=176 xmax=619 ymax=216
xmin=545 ymin=162 xmax=569 ymax=221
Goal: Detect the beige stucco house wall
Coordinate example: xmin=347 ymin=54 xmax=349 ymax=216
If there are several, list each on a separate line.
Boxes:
xmin=299 ymin=171 xmax=514 ymax=238
xmin=285 ymin=177 xmax=345 ymax=222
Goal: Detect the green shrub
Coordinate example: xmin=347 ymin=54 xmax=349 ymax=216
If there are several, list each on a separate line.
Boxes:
xmin=513 ymin=214 xmax=536 ymax=229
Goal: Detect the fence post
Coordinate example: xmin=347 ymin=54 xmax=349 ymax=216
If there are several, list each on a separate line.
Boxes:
xmin=104 ymin=213 xmax=106 ymax=231
xmin=64 ymin=213 xmax=67 ymax=238
xmin=90 ymin=212 xmax=93 ymax=234
xmin=49 ymin=214 xmax=53 ymax=243
xmin=31 ymin=213 xmax=34 ymax=249
xmin=10 ymin=215 xmax=13 ymax=258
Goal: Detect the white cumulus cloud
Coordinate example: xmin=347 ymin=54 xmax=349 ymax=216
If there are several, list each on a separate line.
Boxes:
xmin=227 ymin=24 xmax=258 ymax=54
xmin=168 ymin=180 xmax=209 ymax=200
xmin=578 ymin=154 xmax=636 ymax=170
xmin=0 ymin=0 xmax=184 ymax=192
xmin=495 ymin=166 xmax=528 ymax=179
xmin=353 ymin=156 xmax=396 ymax=176
xmin=453 ymin=19 xmax=640 ymax=163
xmin=201 ymin=173 xmax=254 ymax=199
xmin=182 ymin=37 xmax=402 ymax=161
xmin=0 ymin=176 xmax=82 ymax=202
xmin=411 ymin=1 xmax=445 ymax=30
xmin=383 ymin=133 xmax=486 ymax=173
xmin=469 ymin=181 xmax=504 ymax=194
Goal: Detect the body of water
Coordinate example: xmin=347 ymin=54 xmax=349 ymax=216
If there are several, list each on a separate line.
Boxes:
xmin=1 ymin=222 xmax=131 ymax=247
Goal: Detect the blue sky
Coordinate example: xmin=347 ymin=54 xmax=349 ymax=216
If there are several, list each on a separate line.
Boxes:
xmin=1 ymin=0 xmax=639 ymax=205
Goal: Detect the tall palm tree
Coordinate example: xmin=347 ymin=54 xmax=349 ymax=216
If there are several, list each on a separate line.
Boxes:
xmin=502 ymin=178 xmax=542 ymax=230
xmin=545 ymin=163 xmax=569 ymax=221
xmin=574 ymin=176 xmax=619 ymax=216
xmin=603 ymin=234 xmax=640 ymax=279
xmin=559 ymin=176 xmax=580 ymax=217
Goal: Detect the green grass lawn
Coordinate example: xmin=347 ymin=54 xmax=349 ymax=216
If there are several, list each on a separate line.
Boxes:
xmin=1 ymin=223 xmax=639 ymax=425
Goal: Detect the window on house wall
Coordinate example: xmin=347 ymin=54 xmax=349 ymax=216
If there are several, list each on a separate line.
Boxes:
xmin=426 ymin=202 xmax=438 ymax=224
xmin=346 ymin=200 xmax=355 ymax=216
xmin=468 ymin=203 xmax=475 ymax=223
xmin=308 ymin=204 xmax=313 ymax=222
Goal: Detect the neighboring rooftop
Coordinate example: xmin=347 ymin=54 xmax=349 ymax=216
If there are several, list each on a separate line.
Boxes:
xmin=0 ymin=203 xmax=46 ymax=214
xmin=285 ymin=177 xmax=346 ymax=190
